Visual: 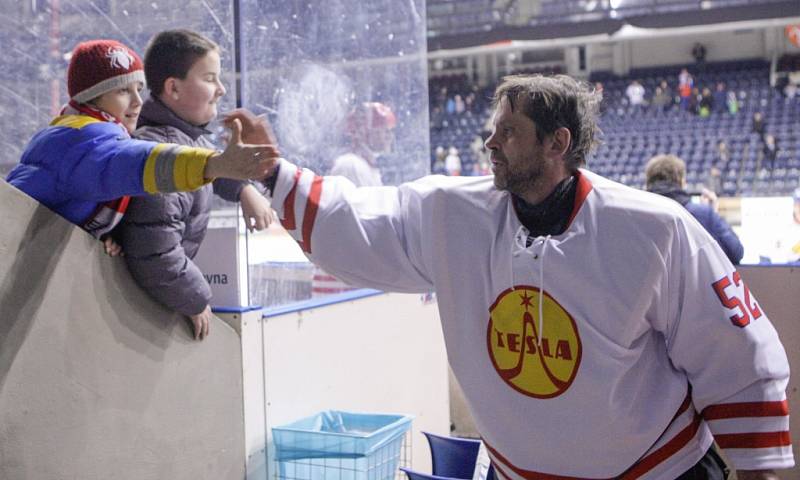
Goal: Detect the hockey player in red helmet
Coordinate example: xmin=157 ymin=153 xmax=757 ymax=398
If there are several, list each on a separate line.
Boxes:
xmin=330 ymin=101 xmax=396 ymax=187
xmin=314 ymin=102 xmax=397 ymax=297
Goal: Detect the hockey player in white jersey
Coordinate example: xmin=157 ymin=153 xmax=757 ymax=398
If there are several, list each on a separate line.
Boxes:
xmin=228 ymin=74 xmax=793 ymax=479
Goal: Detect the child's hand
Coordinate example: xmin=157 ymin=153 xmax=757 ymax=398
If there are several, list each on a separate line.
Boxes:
xmin=189 ymin=305 xmax=212 ymax=340
xmin=240 ymin=184 xmax=275 ymax=232
xmin=103 ymin=237 xmax=124 ymax=257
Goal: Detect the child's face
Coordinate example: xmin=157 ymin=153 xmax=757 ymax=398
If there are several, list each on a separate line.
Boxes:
xmin=92 ymin=81 xmax=144 ymax=134
xmin=169 ymin=50 xmax=226 ymax=126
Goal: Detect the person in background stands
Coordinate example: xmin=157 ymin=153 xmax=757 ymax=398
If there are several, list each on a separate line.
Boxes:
xmin=645 ymin=154 xmax=743 ymax=264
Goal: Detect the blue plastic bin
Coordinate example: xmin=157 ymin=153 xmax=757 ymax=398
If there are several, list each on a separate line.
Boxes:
xmin=273 ymin=410 xmax=413 ymax=480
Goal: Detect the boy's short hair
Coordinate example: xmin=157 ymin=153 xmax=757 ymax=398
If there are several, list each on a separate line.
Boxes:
xmin=144 ymin=29 xmax=219 ymax=97
xmin=645 ymin=154 xmax=686 ymax=188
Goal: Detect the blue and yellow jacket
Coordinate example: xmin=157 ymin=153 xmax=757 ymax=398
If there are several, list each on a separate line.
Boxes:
xmin=6 ymin=114 xmax=214 ymax=229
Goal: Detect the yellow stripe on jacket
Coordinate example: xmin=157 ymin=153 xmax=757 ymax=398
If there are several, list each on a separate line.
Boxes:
xmin=142 ymin=144 xmax=214 ymax=193
xmin=50 ymin=114 xmax=102 ymax=129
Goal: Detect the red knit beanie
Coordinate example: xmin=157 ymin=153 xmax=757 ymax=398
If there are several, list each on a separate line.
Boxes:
xmin=67 ymin=39 xmax=145 ymax=104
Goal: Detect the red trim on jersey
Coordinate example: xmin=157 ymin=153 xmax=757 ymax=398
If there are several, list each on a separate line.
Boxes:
xmin=619 ymin=414 xmax=702 ymax=479
xmin=702 ymin=400 xmax=789 ymax=420
xmin=715 ymin=431 xmax=791 ymax=449
xmin=298 ymin=175 xmax=323 ymax=253
xmin=566 ymin=171 xmax=593 ymax=228
xmin=280 ymin=169 xmax=302 ymax=230
xmin=672 ymin=391 xmax=693 ymax=420
xmin=484 ymin=392 xmax=700 ymax=480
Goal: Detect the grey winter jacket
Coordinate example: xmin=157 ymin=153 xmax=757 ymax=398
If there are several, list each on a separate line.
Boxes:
xmin=118 ymin=97 xmax=245 ymax=316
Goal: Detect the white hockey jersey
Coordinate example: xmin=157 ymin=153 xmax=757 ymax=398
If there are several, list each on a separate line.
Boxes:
xmin=270 ymin=159 xmax=793 ymax=479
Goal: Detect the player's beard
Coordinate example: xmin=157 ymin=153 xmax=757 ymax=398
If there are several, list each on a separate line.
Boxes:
xmin=493 ymin=150 xmax=545 ymax=198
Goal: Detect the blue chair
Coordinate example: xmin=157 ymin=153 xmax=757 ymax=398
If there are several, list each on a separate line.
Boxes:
xmin=422 ymin=432 xmax=481 ymax=479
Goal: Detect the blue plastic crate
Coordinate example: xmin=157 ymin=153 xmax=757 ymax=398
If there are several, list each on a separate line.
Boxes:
xmin=273 ymin=411 xmax=413 ymax=480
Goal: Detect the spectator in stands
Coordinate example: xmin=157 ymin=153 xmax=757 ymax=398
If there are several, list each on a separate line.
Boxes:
xmin=659 ymin=79 xmax=672 ymax=97
xmin=650 ymin=86 xmax=671 ymax=112
xmin=625 ymin=79 xmax=645 ymax=106
xmin=687 ymin=87 xmax=701 ymax=114
xmin=713 ymin=82 xmax=728 ymax=114
xmin=330 ymin=102 xmax=396 ymax=187
xmin=433 ymin=145 xmax=446 ymax=174
xmin=762 ymin=134 xmax=779 ymax=172
xmin=678 ymin=71 xmax=693 ymax=111
xmin=430 ymin=105 xmax=444 ymax=130
xmin=726 ymin=91 xmax=739 ymax=114
xmin=116 ymin=30 xmax=274 ymax=341
xmin=645 ymin=154 xmax=743 ymax=264
xmin=445 ymin=146 xmax=462 ymax=176
xmin=464 ymin=92 xmax=476 ymax=112
xmin=470 ymin=134 xmax=490 ymax=175
xmin=707 ymin=166 xmax=723 ymax=197
xmin=454 ymin=94 xmax=465 ymax=114
xmin=230 ymin=74 xmax=792 ymax=478
xmin=594 ymin=82 xmax=606 ymax=114
xmin=698 ymin=87 xmax=714 ymax=117
xmin=678 ymin=68 xmax=692 ymax=89
xmin=716 ymin=140 xmax=730 ymax=169
xmin=445 ymin=96 xmax=456 ymax=115
xmin=5 ymin=39 xmax=274 ymax=257
xmin=751 ymin=111 xmax=766 ymax=141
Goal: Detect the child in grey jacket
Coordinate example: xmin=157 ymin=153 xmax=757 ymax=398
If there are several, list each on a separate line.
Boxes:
xmin=118 ymin=30 xmax=273 ymax=341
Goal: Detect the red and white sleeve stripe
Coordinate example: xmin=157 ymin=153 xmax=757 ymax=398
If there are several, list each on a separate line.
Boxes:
xmin=271 ymin=160 xmax=324 ymax=254
xmin=703 ymin=398 xmax=793 ymax=470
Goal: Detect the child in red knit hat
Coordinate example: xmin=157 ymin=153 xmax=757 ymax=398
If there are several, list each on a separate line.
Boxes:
xmin=6 ymin=39 xmax=277 ymax=252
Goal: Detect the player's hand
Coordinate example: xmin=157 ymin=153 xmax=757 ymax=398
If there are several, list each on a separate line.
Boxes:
xmin=204 ymin=118 xmax=279 ymax=181
xmin=189 ymin=305 xmax=212 ymax=341
xmin=239 ymin=184 xmax=275 ymax=232
xmin=223 ymin=109 xmax=277 ymax=146
xmin=103 ymin=237 xmax=123 ymax=257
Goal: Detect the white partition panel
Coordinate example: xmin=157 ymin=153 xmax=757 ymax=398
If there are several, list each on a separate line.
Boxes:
xmin=261 ymin=293 xmax=450 ymax=477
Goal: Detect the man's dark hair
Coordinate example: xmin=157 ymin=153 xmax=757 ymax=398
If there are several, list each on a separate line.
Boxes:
xmin=492 ymin=74 xmax=602 ymax=171
xmin=144 ymin=29 xmax=219 ymax=97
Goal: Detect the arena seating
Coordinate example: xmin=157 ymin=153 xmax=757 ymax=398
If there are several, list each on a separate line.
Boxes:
xmin=429 ymin=59 xmax=800 ymax=197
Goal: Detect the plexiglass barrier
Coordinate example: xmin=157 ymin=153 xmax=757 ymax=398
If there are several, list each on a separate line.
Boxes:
xmin=239 ymin=0 xmax=430 ymax=308
xmin=0 ymin=0 xmax=429 ymax=310
xmin=0 ymin=1 xmax=237 ymax=176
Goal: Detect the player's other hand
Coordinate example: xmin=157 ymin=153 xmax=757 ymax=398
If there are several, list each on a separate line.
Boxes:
xmin=205 ymin=118 xmax=279 ymax=181
xmin=223 ymin=109 xmax=278 ymax=146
